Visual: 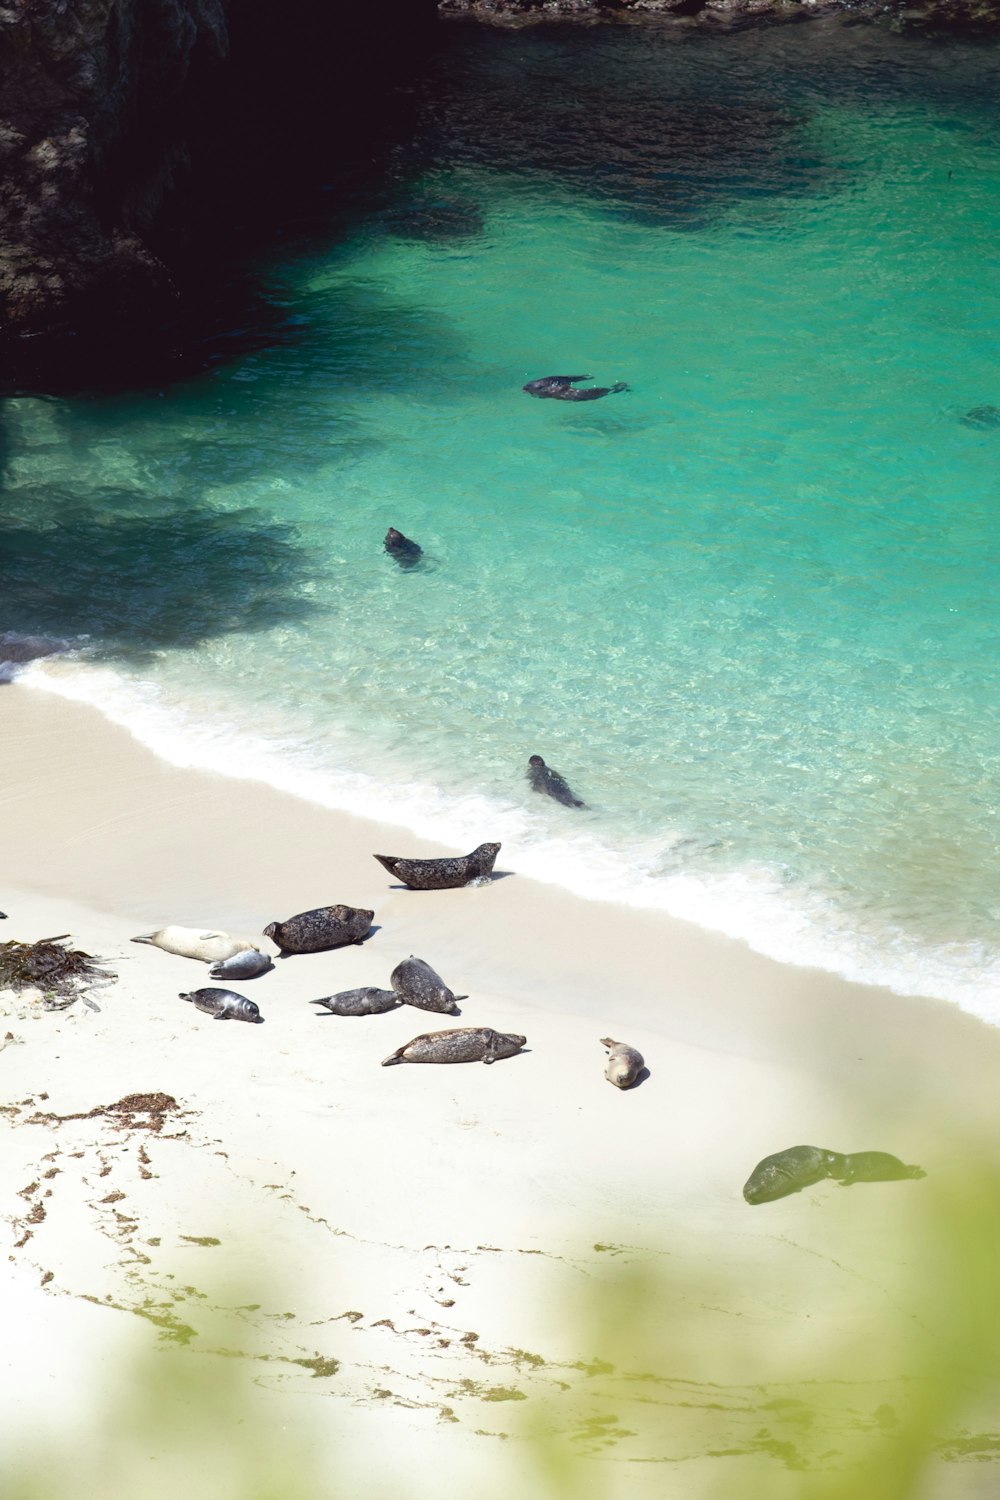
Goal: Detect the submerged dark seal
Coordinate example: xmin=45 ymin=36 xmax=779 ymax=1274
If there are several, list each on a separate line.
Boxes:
xmin=384 ymin=527 xmax=423 ymax=567
xmin=743 ymin=1145 xmax=847 ymax=1204
xmin=523 ymin=374 xmax=628 ymax=402
xmin=264 ymin=904 xmax=374 ymax=955
xmin=382 ymin=1026 xmax=526 ymax=1066
xmin=373 ymin=842 xmax=500 ymax=890
xmin=835 ymin=1151 xmax=926 ymax=1185
xmin=527 ymin=755 xmax=585 ymax=809
xmin=311 ymin=987 xmax=403 ymax=1016
xmin=180 ymin=987 xmax=264 ymax=1024
xmin=959 ymin=404 xmax=1000 ymax=430
xmin=390 ymin=956 xmax=467 ymax=1014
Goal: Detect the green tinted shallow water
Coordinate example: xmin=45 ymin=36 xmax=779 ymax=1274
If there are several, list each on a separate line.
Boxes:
xmin=4 ymin=23 xmax=1000 ymax=1013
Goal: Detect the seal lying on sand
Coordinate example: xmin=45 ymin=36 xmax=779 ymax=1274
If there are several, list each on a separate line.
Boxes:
xmin=384 ymin=527 xmax=423 ymax=567
xmin=264 ymin=904 xmax=374 ymax=955
xmin=382 ymin=1026 xmax=526 ymax=1066
xmin=132 ymin=927 xmax=259 ymax=963
xmin=523 ymin=374 xmax=628 ymax=402
xmin=835 ymin=1151 xmax=926 ymax=1185
xmin=390 ymin=956 xmax=467 ymax=1014
xmin=601 ymin=1037 xmax=644 ymax=1089
xmin=311 ymin=987 xmax=403 ymax=1016
xmin=209 ymin=949 xmax=275 ymax=981
xmin=527 ymin=755 xmax=585 ymax=808
xmin=743 ymin=1145 xmax=847 ymax=1204
xmin=180 ymin=987 xmax=264 ymax=1023
xmin=373 ymin=843 xmax=500 ymax=890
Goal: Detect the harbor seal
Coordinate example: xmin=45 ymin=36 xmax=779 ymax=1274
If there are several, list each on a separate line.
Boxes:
xmin=390 ymin=956 xmax=467 ymax=1014
xmin=601 ymin=1037 xmax=644 ymax=1089
xmin=743 ymin=1145 xmax=848 ymax=1204
xmin=834 ymin=1151 xmax=926 ymax=1185
xmin=264 ymin=904 xmax=374 ymax=955
xmin=523 ymin=374 xmax=628 ymax=402
xmin=131 ymin=927 xmax=259 ymax=963
xmin=384 ymin=527 xmax=423 ymax=567
xmin=960 ymin=404 xmax=1000 ymax=430
xmin=527 ymin=755 xmax=585 ymax=809
xmin=373 ymin=842 xmax=500 ymax=890
xmin=382 ymin=1026 xmax=526 ymax=1066
xmin=208 ymin=948 xmax=275 ymax=981
xmin=179 ymin=987 xmax=264 ymax=1024
xmin=311 ymin=987 xmax=403 ymax=1016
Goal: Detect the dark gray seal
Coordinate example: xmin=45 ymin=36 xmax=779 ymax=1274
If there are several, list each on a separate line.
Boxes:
xmin=382 ymin=1026 xmax=527 ymax=1066
xmin=601 ymin=1037 xmax=644 ymax=1089
xmin=527 ymin=755 xmax=585 ymax=809
xmin=390 ymin=956 xmax=467 ymax=1014
xmin=180 ymin=987 xmax=264 ymax=1024
xmin=263 ymin=904 xmax=374 ymax=955
xmin=384 ymin=527 xmax=423 ymax=567
xmin=373 ymin=842 xmax=500 ymax=890
xmin=743 ymin=1145 xmax=847 ymax=1204
xmin=311 ymin=987 xmax=403 ymax=1016
xmin=960 ymin=404 xmax=1000 ymax=430
xmin=834 ymin=1151 xmax=926 ymax=1185
xmin=209 ymin=949 xmax=275 ymax=981
xmin=523 ymin=374 xmax=628 ymax=402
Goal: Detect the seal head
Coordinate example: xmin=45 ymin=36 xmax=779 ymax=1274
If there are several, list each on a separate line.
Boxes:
xmin=373 ymin=842 xmax=500 ymax=891
xmin=384 ymin=527 xmax=423 ymax=567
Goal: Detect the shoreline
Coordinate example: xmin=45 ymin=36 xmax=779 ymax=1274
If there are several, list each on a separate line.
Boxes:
xmin=3 ymin=680 xmax=1000 ymax=1494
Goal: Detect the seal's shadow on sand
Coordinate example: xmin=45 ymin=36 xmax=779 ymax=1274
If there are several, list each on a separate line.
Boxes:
xmin=625 ymin=1066 xmax=651 ymax=1090
xmin=384 ymin=872 xmax=516 ymax=891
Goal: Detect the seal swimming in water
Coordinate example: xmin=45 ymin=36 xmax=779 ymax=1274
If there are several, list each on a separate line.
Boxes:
xmin=384 ymin=527 xmax=423 ymax=567
xmin=833 ymin=1151 xmax=925 ymax=1185
xmin=131 ymin=927 xmax=259 ymax=963
xmin=382 ymin=1026 xmax=527 ymax=1066
xmin=601 ymin=1037 xmax=644 ymax=1089
xmin=527 ymin=755 xmax=585 ymax=809
xmin=523 ymin=374 xmax=628 ymax=402
xmin=264 ymin=904 xmax=374 ymax=955
xmin=743 ymin=1145 xmax=848 ymax=1204
xmin=311 ymin=987 xmax=403 ymax=1016
xmin=960 ymin=404 xmax=1000 ymax=430
xmin=390 ymin=956 xmax=467 ymax=1014
xmin=179 ymin=987 xmax=264 ymax=1024
xmin=209 ymin=949 xmax=275 ymax=981
xmin=373 ymin=842 xmax=500 ymax=890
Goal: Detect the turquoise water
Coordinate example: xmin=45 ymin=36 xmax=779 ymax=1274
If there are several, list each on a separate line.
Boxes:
xmin=4 ymin=23 xmax=1000 ymax=1013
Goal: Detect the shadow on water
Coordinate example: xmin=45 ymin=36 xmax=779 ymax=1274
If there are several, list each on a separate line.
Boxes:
xmin=0 ymin=487 xmax=321 ymax=658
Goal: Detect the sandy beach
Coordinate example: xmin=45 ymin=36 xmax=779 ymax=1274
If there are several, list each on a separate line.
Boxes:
xmin=3 ymin=679 xmax=1000 ymax=1499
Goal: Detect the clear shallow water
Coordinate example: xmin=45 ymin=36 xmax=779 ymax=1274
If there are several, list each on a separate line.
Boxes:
xmin=4 ymin=23 xmax=1000 ymax=1014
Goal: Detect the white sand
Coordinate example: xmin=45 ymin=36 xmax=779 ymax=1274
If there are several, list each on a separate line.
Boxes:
xmin=2 ymin=682 xmax=1000 ymax=1499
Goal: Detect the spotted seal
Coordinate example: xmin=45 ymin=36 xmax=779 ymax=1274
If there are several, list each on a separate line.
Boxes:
xmin=179 ymin=987 xmax=264 ymax=1024
xmin=523 ymin=374 xmax=628 ymax=402
xmin=390 ymin=956 xmax=467 ymax=1014
xmin=601 ymin=1037 xmax=644 ymax=1089
xmin=384 ymin=527 xmax=423 ymax=567
xmin=311 ymin=987 xmax=403 ymax=1016
xmin=264 ymin=904 xmax=374 ymax=955
xmin=743 ymin=1145 xmax=848 ymax=1205
xmin=373 ymin=842 xmax=500 ymax=890
xmin=382 ymin=1026 xmax=527 ymax=1066
xmin=131 ymin=926 xmax=259 ymax=963
xmin=834 ymin=1151 xmax=925 ymax=1185
xmin=527 ymin=755 xmax=585 ymax=809
xmin=209 ymin=948 xmax=275 ymax=981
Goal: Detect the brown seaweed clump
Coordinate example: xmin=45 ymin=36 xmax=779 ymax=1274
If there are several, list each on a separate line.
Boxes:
xmin=0 ymin=934 xmax=115 ymax=1003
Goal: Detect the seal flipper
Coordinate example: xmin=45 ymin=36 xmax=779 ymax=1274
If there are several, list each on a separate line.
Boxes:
xmin=131 ymin=933 xmax=157 ymax=945
xmin=381 ymin=1047 xmax=406 ymax=1067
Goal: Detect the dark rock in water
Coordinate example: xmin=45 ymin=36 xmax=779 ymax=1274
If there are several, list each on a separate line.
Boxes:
xmin=0 ymin=633 xmax=69 ymax=683
xmin=383 ymin=198 xmax=484 ymax=243
xmin=384 ymin=527 xmax=424 ymax=567
xmin=960 ymin=405 xmax=1000 ymax=430
xmin=527 ymin=755 xmax=585 ymax=809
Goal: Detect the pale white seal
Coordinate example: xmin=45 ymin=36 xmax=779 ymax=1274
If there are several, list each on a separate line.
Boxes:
xmin=131 ymin=926 xmax=261 ymax=963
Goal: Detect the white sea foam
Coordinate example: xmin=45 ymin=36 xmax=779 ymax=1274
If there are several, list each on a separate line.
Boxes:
xmin=20 ymin=658 xmax=1000 ymax=1027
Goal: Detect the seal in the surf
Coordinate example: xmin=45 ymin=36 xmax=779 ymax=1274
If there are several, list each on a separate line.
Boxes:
xmin=959 ymin=404 xmax=1000 ymax=430
xmin=264 ymin=904 xmax=374 ymax=955
xmin=527 ymin=755 xmax=585 ymax=809
xmin=209 ymin=949 xmax=275 ymax=981
xmin=382 ymin=1026 xmax=527 ymax=1066
xmin=311 ymin=987 xmax=403 ymax=1016
xmin=180 ymin=987 xmax=264 ymax=1023
xmin=834 ymin=1151 xmax=926 ymax=1185
xmin=390 ymin=956 xmax=467 ymax=1014
xmin=601 ymin=1037 xmax=645 ymax=1089
xmin=131 ymin=926 xmax=259 ymax=964
xmin=522 ymin=374 xmax=628 ymax=402
xmin=742 ymin=1145 xmax=848 ymax=1204
xmin=373 ymin=842 xmax=500 ymax=890
xmin=384 ymin=527 xmax=423 ymax=567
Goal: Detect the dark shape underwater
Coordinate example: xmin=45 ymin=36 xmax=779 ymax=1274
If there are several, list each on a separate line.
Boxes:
xmin=523 ymin=374 xmax=628 ymax=402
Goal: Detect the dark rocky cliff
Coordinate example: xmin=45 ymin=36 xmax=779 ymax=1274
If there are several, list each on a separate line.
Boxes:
xmin=439 ymin=0 xmax=1000 ymax=24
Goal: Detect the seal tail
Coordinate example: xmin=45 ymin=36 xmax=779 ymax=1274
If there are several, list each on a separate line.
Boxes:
xmin=131 ymin=933 xmax=157 ymax=945
xmin=381 ymin=1048 xmax=406 ymax=1067
xmin=373 ymin=854 xmax=398 ymax=875
xmin=903 ymin=1164 xmax=927 ymax=1179
xmin=609 ymin=382 xmax=629 ymax=395
xmin=600 ymin=1037 xmax=618 ymax=1050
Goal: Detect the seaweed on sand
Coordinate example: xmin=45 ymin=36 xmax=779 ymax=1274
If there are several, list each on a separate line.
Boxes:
xmin=0 ymin=934 xmax=115 ymax=1008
